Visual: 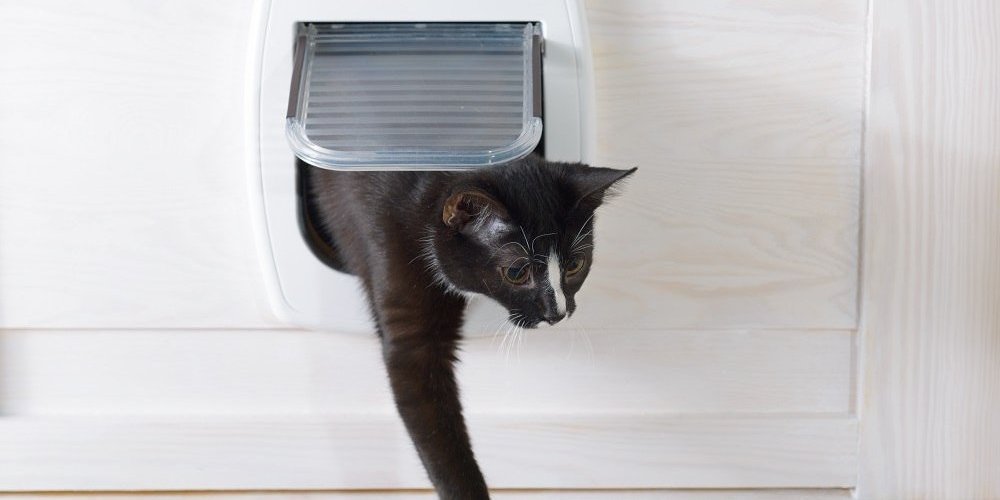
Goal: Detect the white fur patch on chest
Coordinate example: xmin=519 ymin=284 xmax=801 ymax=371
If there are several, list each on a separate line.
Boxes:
xmin=547 ymin=250 xmax=566 ymax=314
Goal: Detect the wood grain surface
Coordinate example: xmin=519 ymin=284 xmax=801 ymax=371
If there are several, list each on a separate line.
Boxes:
xmin=0 ymin=0 xmax=866 ymax=330
xmin=858 ymin=0 xmax=1000 ymax=497
xmin=0 ymin=0 xmax=277 ymax=329
xmin=0 ymin=0 xmax=869 ymax=494
xmin=0 ymin=416 xmax=857 ymax=490
xmin=0 ymin=329 xmax=852 ymax=416
xmin=584 ymin=0 xmax=865 ymax=329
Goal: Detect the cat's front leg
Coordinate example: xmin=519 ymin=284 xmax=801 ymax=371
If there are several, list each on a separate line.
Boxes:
xmin=376 ymin=292 xmax=489 ymax=500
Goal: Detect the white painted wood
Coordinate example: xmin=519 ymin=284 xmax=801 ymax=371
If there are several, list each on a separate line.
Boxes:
xmin=0 ymin=490 xmax=853 ymax=499
xmin=581 ymin=0 xmax=865 ymax=329
xmin=0 ymin=0 xmax=279 ymax=329
xmin=858 ymin=0 xmax=1000 ymax=497
xmin=0 ymin=415 xmax=857 ymax=490
xmin=0 ymin=0 xmax=864 ymax=330
xmin=0 ymin=0 xmax=867 ymax=494
xmin=0 ymin=329 xmax=852 ymax=415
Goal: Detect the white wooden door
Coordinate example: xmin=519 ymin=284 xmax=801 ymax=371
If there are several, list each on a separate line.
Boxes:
xmin=0 ymin=0 xmax=996 ymax=498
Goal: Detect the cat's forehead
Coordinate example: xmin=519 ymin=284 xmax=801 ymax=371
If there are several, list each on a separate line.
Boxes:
xmin=474 ymin=159 xmax=601 ymax=252
xmin=493 ymin=225 xmax=554 ymax=256
xmin=485 ymin=162 xmax=573 ymax=208
xmin=498 ymin=212 xmax=594 ymax=256
xmin=505 ymin=200 xmax=595 ymax=237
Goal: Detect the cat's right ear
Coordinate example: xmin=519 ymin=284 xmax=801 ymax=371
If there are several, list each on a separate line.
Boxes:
xmin=442 ymin=189 xmax=510 ymax=237
xmin=569 ymin=165 xmax=638 ymax=211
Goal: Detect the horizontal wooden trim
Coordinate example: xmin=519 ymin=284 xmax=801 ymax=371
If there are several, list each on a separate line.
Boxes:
xmin=0 ymin=329 xmax=854 ymax=415
xmin=0 ymin=415 xmax=857 ymax=491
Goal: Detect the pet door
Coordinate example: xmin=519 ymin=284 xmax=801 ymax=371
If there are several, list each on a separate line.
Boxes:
xmin=248 ymin=0 xmax=592 ymax=329
xmin=286 ymin=22 xmax=543 ymax=170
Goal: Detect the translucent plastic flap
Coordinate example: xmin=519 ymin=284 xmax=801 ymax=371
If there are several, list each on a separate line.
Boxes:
xmin=286 ymin=22 xmax=543 ymax=170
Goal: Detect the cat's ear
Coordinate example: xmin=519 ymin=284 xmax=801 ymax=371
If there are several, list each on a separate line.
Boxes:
xmin=569 ymin=165 xmax=638 ymax=210
xmin=442 ymin=189 xmax=511 ymax=236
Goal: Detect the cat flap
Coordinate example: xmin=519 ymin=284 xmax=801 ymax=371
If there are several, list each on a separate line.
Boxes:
xmin=286 ymin=22 xmax=544 ymax=170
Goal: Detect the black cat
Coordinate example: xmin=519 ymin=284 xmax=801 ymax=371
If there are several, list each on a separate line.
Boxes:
xmin=300 ymin=154 xmax=635 ymax=499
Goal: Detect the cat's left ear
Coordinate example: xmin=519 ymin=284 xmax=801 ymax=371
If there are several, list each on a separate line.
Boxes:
xmin=442 ymin=189 xmax=511 ymax=237
xmin=569 ymin=165 xmax=638 ymax=210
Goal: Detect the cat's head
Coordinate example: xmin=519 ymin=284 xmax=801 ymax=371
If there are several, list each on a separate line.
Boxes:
xmin=428 ymin=156 xmax=635 ymax=328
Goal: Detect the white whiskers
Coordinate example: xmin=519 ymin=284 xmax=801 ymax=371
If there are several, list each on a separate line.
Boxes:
xmin=494 ymin=240 xmax=529 ymax=257
xmin=570 ymin=212 xmax=597 ymax=252
xmin=495 ymin=311 xmax=526 ymax=364
xmin=553 ymin=324 xmax=596 ymax=363
xmin=519 ymin=226 xmax=533 ymax=255
xmin=530 ymin=232 xmax=556 ymax=252
xmin=489 ymin=313 xmax=513 ymax=348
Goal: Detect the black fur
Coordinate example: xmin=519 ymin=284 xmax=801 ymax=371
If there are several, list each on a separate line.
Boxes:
xmin=301 ymin=154 xmax=635 ymax=499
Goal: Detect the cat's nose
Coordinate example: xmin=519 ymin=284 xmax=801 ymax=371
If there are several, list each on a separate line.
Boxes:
xmin=543 ymin=311 xmax=566 ymax=325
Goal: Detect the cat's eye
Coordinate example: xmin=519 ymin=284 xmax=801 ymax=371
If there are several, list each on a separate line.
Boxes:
xmin=502 ymin=264 xmax=531 ymax=285
xmin=565 ymin=256 xmax=587 ymax=276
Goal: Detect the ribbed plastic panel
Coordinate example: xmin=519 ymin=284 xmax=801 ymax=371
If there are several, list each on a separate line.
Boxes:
xmin=286 ymin=22 xmax=543 ymax=170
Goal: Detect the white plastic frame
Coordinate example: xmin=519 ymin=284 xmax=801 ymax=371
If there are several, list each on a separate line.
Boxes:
xmin=245 ymin=0 xmax=595 ymax=331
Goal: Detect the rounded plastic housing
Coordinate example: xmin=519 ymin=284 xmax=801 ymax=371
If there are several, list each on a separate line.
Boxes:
xmin=286 ymin=22 xmax=543 ymax=170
